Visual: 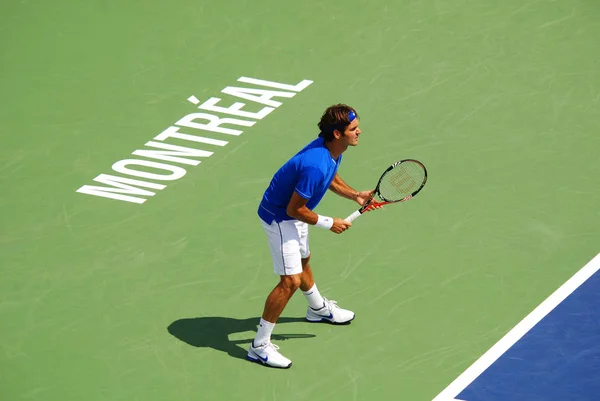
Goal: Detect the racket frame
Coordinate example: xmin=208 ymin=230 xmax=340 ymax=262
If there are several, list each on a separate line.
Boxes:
xmin=345 ymin=159 xmax=427 ymax=222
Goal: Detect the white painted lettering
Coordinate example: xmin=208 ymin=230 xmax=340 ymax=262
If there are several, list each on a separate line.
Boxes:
xmin=76 ymin=174 xmax=165 ymax=204
xmin=132 ymin=141 xmax=212 ymax=166
xmin=176 ymin=113 xmax=255 ymax=136
xmin=154 ymin=126 xmax=228 ymax=146
xmin=112 ymin=159 xmax=187 ymax=181
xmin=77 ymin=76 xmax=313 ymax=204
xmin=198 ymin=97 xmax=274 ymax=120
xmin=221 ymin=87 xmax=295 ymax=108
xmin=237 ymin=77 xmax=313 ymax=92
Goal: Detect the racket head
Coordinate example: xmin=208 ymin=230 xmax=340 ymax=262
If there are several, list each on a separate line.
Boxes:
xmin=374 ymin=159 xmax=427 ymax=203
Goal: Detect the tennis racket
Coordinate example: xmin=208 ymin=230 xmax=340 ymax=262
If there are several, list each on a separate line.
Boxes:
xmin=344 ymin=159 xmax=427 ymax=223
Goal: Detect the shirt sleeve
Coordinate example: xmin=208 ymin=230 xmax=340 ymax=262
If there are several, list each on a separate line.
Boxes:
xmin=294 ymin=166 xmax=325 ymax=200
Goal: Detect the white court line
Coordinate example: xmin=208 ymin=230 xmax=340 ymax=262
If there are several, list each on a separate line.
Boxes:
xmin=433 ymin=252 xmax=600 ymax=401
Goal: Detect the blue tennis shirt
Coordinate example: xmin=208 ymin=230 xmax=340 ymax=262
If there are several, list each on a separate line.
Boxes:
xmin=258 ymin=136 xmax=342 ymax=224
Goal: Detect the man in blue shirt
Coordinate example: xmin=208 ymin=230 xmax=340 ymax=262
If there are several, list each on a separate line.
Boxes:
xmin=247 ymin=104 xmax=375 ymax=369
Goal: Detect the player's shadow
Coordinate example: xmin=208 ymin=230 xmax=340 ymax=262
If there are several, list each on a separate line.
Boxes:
xmin=167 ymin=316 xmax=315 ymax=360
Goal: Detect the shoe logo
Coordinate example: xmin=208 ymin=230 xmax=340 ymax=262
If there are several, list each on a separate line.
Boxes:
xmin=327 ymin=313 xmax=333 ymax=319
xmin=258 ymin=354 xmax=268 ymax=362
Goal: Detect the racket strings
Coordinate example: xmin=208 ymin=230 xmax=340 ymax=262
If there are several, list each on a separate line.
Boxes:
xmin=378 ymin=162 xmax=425 ymax=201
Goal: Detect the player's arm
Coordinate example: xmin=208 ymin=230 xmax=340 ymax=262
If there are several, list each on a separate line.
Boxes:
xmin=286 ymin=192 xmax=350 ymax=234
xmin=329 ymin=173 xmax=376 ymax=207
xmin=329 ymin=173 xmax=359 ymax=202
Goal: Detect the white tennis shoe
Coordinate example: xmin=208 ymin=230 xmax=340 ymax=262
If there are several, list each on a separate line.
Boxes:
xmin=247 ymin=341 xmax=292 ymax=369
xmin=306 ymin=298 xmax=355 ymax=324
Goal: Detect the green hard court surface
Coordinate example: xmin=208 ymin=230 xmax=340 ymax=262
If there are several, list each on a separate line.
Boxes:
xmin=1 ymin=1 xmax=600 ymax=400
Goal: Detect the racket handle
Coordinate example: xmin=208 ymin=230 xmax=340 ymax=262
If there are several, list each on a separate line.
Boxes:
xmin=344 ymin=210 xmax=362 ymax=223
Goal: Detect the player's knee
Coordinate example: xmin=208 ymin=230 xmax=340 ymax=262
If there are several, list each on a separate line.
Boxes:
xmin=280 ymin=274 xmax=301 ymax=291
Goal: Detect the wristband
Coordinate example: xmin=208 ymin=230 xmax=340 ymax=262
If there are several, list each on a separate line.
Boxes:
xmin=315 ymin=215 xmax=334 ymax=229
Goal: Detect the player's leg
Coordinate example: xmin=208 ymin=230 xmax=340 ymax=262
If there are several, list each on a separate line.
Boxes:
xmin=262 ymin=274 xmax=301 ymax=323
xmin=299 ymin=255 xmax=324 ymax=308
xmin=248 ymin=219 xmax=303 ymax=369
xmin=296 ymin=221 xmax=355 ymax=324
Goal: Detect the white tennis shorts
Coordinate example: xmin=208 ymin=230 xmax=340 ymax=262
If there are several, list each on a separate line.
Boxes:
xmin=260 ymin=218 xmax=310 ymax=276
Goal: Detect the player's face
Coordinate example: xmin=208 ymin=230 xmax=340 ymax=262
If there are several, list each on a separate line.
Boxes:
xmin=343 ymin=118 xmax=361 ymax=146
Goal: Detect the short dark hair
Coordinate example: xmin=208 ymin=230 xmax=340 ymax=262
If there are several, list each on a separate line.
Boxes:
xmin=318 ymin=104 xmax=358 ymax=142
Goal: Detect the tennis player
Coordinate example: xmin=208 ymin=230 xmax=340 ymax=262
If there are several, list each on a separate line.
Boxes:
xmin=247 ymin=104 xmax=375 ymax=368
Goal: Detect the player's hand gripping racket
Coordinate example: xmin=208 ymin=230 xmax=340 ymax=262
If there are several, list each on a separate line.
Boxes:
xmin=345 ymin=159 xmax=427 ymax=223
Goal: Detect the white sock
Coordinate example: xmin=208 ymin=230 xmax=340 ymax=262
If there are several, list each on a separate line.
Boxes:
xmin=253 ymin=318 xmax=275 ymax=347
xmin=303 ymin=283 xmax=325 ymax=310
